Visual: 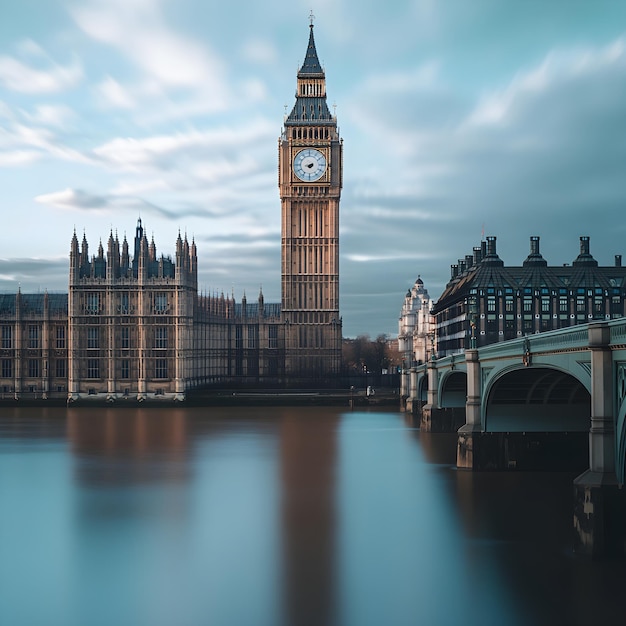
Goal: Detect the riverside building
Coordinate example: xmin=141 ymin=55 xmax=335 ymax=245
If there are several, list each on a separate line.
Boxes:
xmin=432 ymin=235 xmax=626 ymax=356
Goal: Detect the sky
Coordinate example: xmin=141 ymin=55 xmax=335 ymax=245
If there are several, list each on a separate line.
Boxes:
xmin=0 ymin=0 xmax=625 ymax=338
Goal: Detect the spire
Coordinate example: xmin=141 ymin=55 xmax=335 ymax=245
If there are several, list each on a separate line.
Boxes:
xmin=299 ymin=19 xmax=324 ymax=77
xmin=285 ymin=19 xmax=332 ymax=125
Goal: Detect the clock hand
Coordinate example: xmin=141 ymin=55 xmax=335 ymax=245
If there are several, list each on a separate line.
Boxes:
xmin=306 ymin=162 xmax=314 ymax=169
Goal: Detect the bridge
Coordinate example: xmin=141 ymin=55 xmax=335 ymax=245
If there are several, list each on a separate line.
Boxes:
xmin=403 ymin=319 xmax=626 ymax=557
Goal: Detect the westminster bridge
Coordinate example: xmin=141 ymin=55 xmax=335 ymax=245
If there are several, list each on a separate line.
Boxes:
xmin=403 ymin=319 xmax=626 ymax=557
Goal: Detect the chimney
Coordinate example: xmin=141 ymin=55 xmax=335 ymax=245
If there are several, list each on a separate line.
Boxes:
xmin=465 ymin=254 xmax=473 ymax=269
xmin=473 ymin=247 xmax=482 ymax=265
xmin=451 ymin=264 xmax=459 ymax=279
xmin=486 ymin=236 xmax=497 ymax=257
xmin=458 ymin=259 xmax=466 ymax=274
xmin=616 ymin=255 xmax=622 ymax=267
xmin=580 ymin=236 xmax=590 ymax=256
xmin=530 ymin=236 xmax=540 ymax=255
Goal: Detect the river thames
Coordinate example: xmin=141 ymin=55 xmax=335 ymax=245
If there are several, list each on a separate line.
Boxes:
xmin=1 ymin=405 xmax=626 ymax=626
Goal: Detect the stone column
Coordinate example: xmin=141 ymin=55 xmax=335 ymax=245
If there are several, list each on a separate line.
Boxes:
xmin=403 ymin=367 xmax=415 ymax=413
xmin=573 ymin=322 xmax=626 ymax=557
xmin=457 ymin=349 xmax=482 ymax=469
xmin=420 ymin=360 xmax=439 ymax=431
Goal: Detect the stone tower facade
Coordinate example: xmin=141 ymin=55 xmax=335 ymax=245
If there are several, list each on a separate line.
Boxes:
xmin=279 ymin=22 xmax=343 ymax=381
xmin=68 ymin=219 xmax=196 ymax=402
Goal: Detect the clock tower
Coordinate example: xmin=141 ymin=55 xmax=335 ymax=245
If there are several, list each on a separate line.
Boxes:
xmin=279 ymin=19 xmax=342 ymax=382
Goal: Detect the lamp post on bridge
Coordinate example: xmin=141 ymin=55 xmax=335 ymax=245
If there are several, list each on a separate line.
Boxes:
xmin=468 ymin=299 xmax=478 ymax=350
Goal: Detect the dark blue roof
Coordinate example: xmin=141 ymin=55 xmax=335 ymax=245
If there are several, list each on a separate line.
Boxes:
xmin=299 ymin=25 xmax=324 ymax=76
xmin=286 ymin=96 xmax=333 ymax=125
xmin=234 ymin=302 xmax=281 ymax=319
xmin=0 ymin=293 xmax=68 ymax=316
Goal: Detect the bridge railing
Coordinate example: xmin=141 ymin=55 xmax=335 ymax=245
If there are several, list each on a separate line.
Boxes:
xmin=609 ymin=318 xmax=626 ymax=346
xmin=473 ymin=324 xmax=590 ymax=361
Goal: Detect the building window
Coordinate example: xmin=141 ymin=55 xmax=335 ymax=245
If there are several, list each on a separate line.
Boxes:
xmin=505 ymin=298 xmax=514 ymax=313
xmin=86 ymin=293 xmax=100 ymax=315
xmin=269 ymin=325 xmax=278 ymax=349
xmin=87 ymin=327 xmax=99 ymax=349
xmin=594 ymin=297 xmax=604 ymax=315
xmin=541 ymin=298 xmax=550 ymax=313
xmin=487 ymin=297 xmax=496 ymax=313
xmin=121 ymin=360 xmax=130 ymax=379
xmin=56 ymin=326 xmax=66 ymax=349
xmin=559 ymin=298 xmax=568 ymax=313
xmin=120 ymin=292 xmax=129 ymax=314
xmin=155 ymin=359 xmax=168 ymax=379
xmin=154 ymin=293 xmax=168 ymax=313
xmin=576 ymin=297 xmax=586 ymax=313
xmin=1 ymin=326 xmax=12 ymax=349
xmin=87 ymin=359 xmax=99 ymax=379
xmin=611 ymin=296 xmax=622 ymax=316
xmin=1 ymin=359 xmax=12 ymax=378
xmin=155 ymin=327 xmax=168 ymax=349
xmin=28 ymin=359 xmax=40 ymax=378
xmin=523 ymin=298 xmax=532 ymax=313
xmin=56 ymin=359 xmax=66 ymax=378
xmin=121 ymin=327 xmax=130 ymax=349
xmin=28 ymin=325 xmax=40 ymax=349
xmin=235 ymin=325 xmax=243 ymax=349
xmin=248 ymin=326 xmax=258 ymax=349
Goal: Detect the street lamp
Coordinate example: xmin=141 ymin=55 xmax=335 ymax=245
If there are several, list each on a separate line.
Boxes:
xmin=469 ymin=300 xmax=478 ymax=349
xmin=428 ymin=332 xmax=436 ymax=361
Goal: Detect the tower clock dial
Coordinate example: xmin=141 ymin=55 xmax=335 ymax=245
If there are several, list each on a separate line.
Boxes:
xmin=293 ymin=148 xmax=327 ymax=182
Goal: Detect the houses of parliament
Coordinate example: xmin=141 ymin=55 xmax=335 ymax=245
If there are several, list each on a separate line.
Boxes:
xmin=0 ymin=23 xmax=343 ymax=402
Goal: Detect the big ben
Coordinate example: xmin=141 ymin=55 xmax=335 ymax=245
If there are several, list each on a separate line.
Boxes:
xmin=279 ymin=18 xmax=342 ymax=382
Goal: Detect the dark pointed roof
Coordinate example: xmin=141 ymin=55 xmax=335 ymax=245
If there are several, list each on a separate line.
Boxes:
xmin=286 ymin=24 xmax=333 ymax=126
xmin=299 ymin=25 xmax=324 ymax=76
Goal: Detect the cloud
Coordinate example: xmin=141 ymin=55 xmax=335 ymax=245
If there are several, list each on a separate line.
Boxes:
xmin=96 ymin=76 xmax=136 ymax=109
xmin=34 ymin=187 xmax=211 ymax=220
xmin=0 ymin=48 xmax=82 ymax=94
xmin=467 ymin=37 xmax=626 ymax=128
xmin=71 ymin=0 xmax=230 ymax=107
xmin=0 ymin=150 xmax=42 ymax=166
xmin=21 ymin=104 xmax=75 ymax=128
xmin=0 ymin=257 xmax=69 ymax=293
xmin=241 ymin=39 xmax=278 ymax=65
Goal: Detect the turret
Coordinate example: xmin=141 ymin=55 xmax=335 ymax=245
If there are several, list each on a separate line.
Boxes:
xmin=121 ymin=235 xmax=130 ymax=273
xmin=132 ymin=218 xmax=144 ymax=277
xmin=70 ymin=230 xmax=80 ymax=285
xmin=149 ymin=235 xmax=156 ymax=263
xmin=106 ymin=231 xmax=118 ymax=280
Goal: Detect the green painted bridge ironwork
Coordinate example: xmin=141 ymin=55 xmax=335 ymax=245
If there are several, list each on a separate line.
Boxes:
xmin=403 ymin=319 xmax=626 ymax=557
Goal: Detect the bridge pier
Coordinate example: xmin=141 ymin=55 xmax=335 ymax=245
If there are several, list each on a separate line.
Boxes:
xmin=457 ymin=349 xmax=482 ymax=468
xmin=574 ymin=323 xmax=626 ymax=557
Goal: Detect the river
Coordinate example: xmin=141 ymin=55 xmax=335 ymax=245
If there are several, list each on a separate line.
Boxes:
xmin=1 ymin=405 xmax=625 ymax=626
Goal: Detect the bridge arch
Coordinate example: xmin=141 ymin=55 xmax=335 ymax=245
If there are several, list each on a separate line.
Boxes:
xmin=440 ymin=371 xmax=467 ymax=408
xmin=484 ymin=366 xmax=590 ymax=432
xmin=417 ymin=373 xmax=428 ymax=403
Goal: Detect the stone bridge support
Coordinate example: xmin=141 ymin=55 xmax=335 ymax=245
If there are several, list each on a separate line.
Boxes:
xmin=457 ymin=349 xmax=481 ymax=468
xmin=574 ymin=323 xmax=626 ymax=557
xmin=404 ymin=368 xmax=418 ymax=413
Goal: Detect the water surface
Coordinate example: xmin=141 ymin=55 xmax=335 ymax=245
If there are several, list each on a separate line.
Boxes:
xmin=1 ymin=406 xmax=625 ymax=626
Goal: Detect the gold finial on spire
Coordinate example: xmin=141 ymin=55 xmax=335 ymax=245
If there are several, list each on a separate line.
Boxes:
xmin=309 ymin=9 xmax=315 ymax=26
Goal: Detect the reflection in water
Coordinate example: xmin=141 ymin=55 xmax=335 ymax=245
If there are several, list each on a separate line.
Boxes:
xmin=279 ymin=408 xmax=339 ymax=626
xmin=1 ymin=406 xmax=626 ymax=626
xmin=67 ymin=408 xmax=189 ymax=486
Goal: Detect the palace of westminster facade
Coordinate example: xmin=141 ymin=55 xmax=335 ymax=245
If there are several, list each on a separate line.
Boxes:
xmin=0 ymin=23 xmax=343 ymax=402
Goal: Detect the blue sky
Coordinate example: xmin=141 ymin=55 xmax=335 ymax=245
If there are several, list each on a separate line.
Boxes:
xmin=0 ymin=0 xmax=625 ymax=337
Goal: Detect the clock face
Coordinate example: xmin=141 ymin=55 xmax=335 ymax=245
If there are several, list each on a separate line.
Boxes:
xmin=293 ymin=148 xmax=327 ymax=182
